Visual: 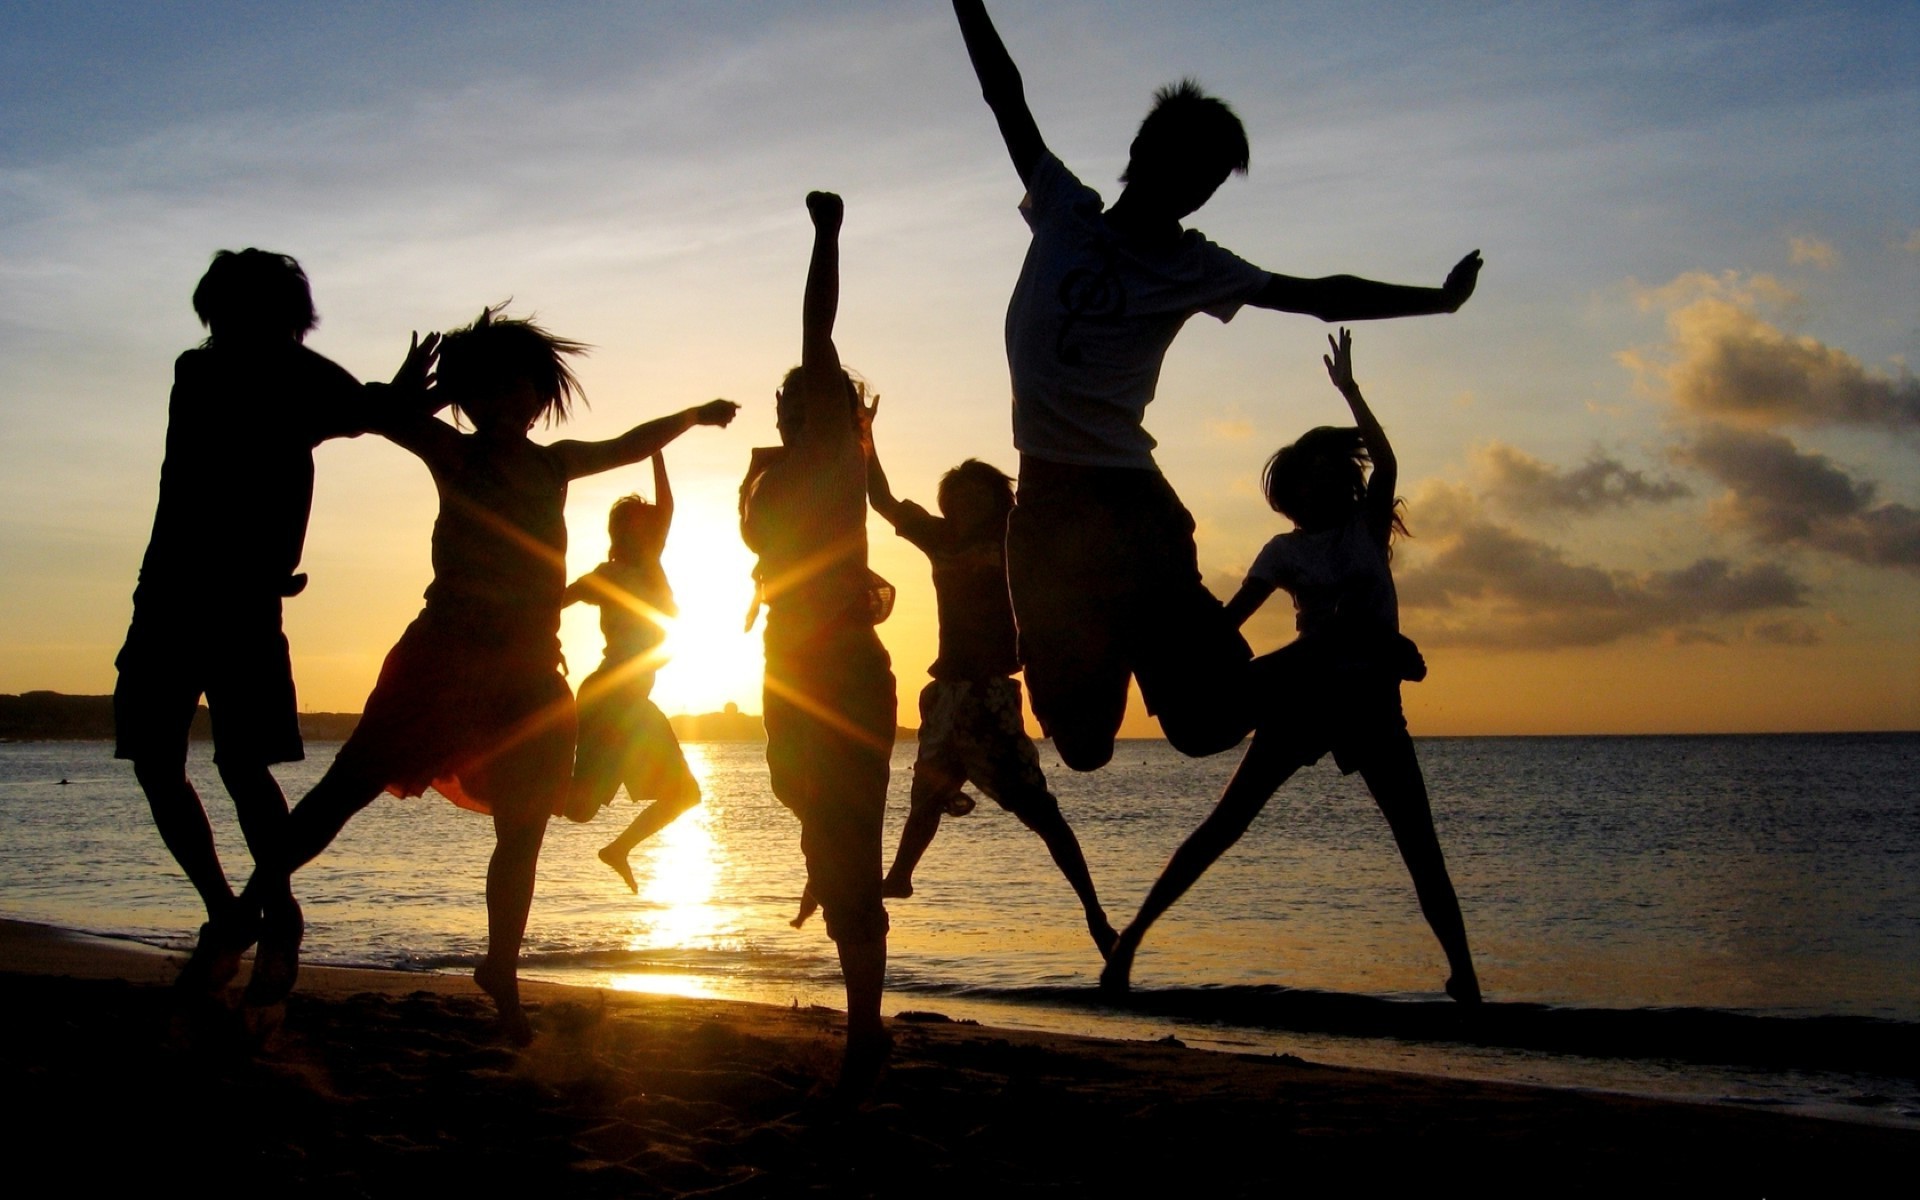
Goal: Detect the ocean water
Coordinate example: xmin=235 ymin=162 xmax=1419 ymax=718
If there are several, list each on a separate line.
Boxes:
xmin=2 ymin=734 xmax=1916 ymax=1124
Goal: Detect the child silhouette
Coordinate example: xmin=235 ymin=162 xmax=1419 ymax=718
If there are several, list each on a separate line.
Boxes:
xmin=564 ymin=454 xmax=705 ymax=892
xmin=1102 ymin=330 xmax=1480 ymax=1004
xmin=861 ymin=397 xmax=1117 ymax=957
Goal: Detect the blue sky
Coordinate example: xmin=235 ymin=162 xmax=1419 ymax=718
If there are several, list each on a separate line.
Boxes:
xmin=2 ymin=1 xmax=1915 ymax=732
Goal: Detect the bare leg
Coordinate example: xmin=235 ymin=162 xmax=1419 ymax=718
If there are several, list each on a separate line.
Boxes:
xmin=475 ymin=809 xmax=549 ymax=1044
xmin=224 ymin=762 xmax=383 ymax=1003
xmin=217 ymin=760 xmax=304 ymax=1003
xmin=1011 ymin=797 xmax=1117 ymax=957
xmin=1100 ymin=733 xmax=1299 ymax=992
xmin=833 ymin=933 xmax=888 ymax=1098
xmin=1357 ymin=736 xmax=1480 ymax=1003
xmin=134 ymin=760 xmax=234 ymax=920
xmin=598 ymin=779 xmax=699 ymax=893
xmin=881 ymin=784 xmax=949 ymax=899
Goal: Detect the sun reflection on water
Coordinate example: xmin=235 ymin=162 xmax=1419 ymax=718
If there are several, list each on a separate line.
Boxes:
xmin=623 ymin=744 xmax=729 ymax=952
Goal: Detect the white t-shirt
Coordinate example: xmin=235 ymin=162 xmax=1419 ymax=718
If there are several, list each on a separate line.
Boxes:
xmin=1005 ymin=152 xmax=1271 ymax=470
xmin=1246 ymin=514 xmax=1400 ymax=637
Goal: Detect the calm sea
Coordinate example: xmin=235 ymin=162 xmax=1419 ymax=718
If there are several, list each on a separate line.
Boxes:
xmin=2 ymin=734 xmax=1915 ymax=1124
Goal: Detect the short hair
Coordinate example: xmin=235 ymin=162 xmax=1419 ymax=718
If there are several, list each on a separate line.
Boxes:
xmin=937 ymin=458 xmax=1015 ymax=524
xmin=192 ymin=249 xmax=318 ymax=342
xmin=1123 ymin=79 xmax=1251 ymax=185
xmin=439 ymin=303 xmax=587 ymax=427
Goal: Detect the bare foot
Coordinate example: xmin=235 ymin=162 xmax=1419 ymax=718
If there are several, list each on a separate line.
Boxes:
xmin=474 ymin=960 xmax=532 ymax=1046
xmin=1088 ymin=911 xmax=1120 ymax=961
xmin=833 ymin=1027 xmax=892 ymax=1104
xmin=879 ymin=875 xmax=913 ymax=900
xmin=243 ymin=899 xmax=304 ymax=1007
xmin=1446 ymin=969 xmax=1483 ymax=1005
xmin=174 ymin=904 xmax=259 ymax=994
xmin=598 ymin=844 xmax=637 ymax=893
xmin=1099 ymin=928 xmax=1141 ymax=994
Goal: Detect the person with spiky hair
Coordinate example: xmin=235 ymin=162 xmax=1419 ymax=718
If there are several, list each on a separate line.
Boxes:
xmin=201 ymin=305 xmax=737 ymax=1043
xmin=858 ymin=395 xmax=1117 ymax=959
xmin=952 ymin=1 xmax=1482 ymax=774
xmin=119 ymin=248 xmax=435 ymax=993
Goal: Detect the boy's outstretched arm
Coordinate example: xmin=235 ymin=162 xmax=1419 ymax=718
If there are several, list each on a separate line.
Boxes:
xmin=552 ymin=400 xmax=738 ymax=481
xmin=857 ymin=392 xmax=909 ymax=526
xmin=1322 ymin=328 xmax=1399 ymax=545
xmin=652 ymin=452 xmax=674 ymax=531
xmin=1254 ymin=251 xmax=1481 ymax=322
xmin=953 ymin=0 xmax=1046 ymax=185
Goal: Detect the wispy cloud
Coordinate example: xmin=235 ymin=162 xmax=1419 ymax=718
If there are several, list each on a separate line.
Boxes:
xmin=1475 ymin=441 xmax=1689 ymax=515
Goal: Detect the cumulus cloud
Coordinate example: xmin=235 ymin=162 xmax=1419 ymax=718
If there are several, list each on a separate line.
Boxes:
xmin=1476 ymin=442 xmax=1689 ymax=514
xmin=1619 ymin=271 xmax=1920 ymax=433
xmin=1393 ymin=483 xmax=1810 ymax=649
xmin=1677 ymin=425 xmax=1920 ymax=571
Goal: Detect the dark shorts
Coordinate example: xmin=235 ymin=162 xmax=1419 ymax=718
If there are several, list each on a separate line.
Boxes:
xmin=573 ymin=661 xmax=696 ymax=804
xmin=1256 ymin=640 xmax=1409 ymax=776
xmin=334 ymin=613 xmax=574 ymax=823
xmin=911 ymin=677 xmax=1055 ymax=819
xmin=113 ymin=595 xmax=302 ymax=767
xmin=1007 ymin=457 xmax=1255 ymax=767
xmin=763 ymin=619 xmax=896 ymax=945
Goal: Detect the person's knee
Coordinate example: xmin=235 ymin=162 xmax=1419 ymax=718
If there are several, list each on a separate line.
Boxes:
xmin=132 ymin=758 xmax=189 ymax=794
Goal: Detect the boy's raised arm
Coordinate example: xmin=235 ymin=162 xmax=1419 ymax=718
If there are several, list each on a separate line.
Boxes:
xmin=953 ymin=0 xmax=1046 ymax=185
xmin=652 ymin=452 xmax=674 ymax=530
xmin=1322 ymin=328 xmax=1399 ymax=545
xmin=858 ymin=393 xmax=909 ymax=526
xmin=552 ymin=401 xmax=737 ymax=481
xmin=795 ymin=191 xmax=852 ymax=446
xmin=1254 ymin=251 xmax=1481 ymax=322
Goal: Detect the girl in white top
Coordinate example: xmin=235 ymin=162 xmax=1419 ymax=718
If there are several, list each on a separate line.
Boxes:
xmin=1102 ymin=329 xmax=1480 ymax=1004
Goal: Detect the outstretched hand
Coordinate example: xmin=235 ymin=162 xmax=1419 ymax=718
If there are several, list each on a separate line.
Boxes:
xmin=1442 ymin=250 xmax=1482 ymax=312
xmin=806 ymin=190 xmax=844 ymax=233
xmin=1323 ymin=327 xmax=1358 ymax=395
xmin=391 ymin=331 xmax=440 ymax=392
xmin=695 ymin=399 xmax=740 ymax=427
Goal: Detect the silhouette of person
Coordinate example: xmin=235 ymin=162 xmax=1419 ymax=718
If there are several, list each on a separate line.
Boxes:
xmin=859 ymin=400 xmax=1117 ymax=957
xmin=739 ymin=192 xmax=896 ymax=1095
xmin=1102 ymin=330 xmax=1480 ymax=1003
xmin=563 ymin=454 xmax=704 ymax=892
xmin=115 ymin=248 xmax=434 ymax=987
xmin=952 ymin=1 xmax=1481 ymax=771
xmin=201 ymin=306 xmax=737 ymax=1042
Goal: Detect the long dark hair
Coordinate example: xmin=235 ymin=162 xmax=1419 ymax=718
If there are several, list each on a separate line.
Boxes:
xmin=1262 ymin=426 xmax=1409 ymax=553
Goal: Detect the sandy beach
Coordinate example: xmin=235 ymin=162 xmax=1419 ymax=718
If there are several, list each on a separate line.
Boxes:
xmin=3 ymin=918 xmax=1912 ymax=1196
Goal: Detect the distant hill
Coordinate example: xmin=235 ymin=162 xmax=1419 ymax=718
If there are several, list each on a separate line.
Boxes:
xmin=1 ymin=692 xmax=914 ymax=744
xmin=0 ymin=692 xmax=359 ymax=742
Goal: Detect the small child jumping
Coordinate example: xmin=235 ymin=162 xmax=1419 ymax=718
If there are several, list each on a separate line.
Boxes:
xmin=1101 ymin=329 xmax=1480 ymax=1004
xmin=211 ymin=306 xmax=737 ymax=1041
xmin=564 ymin=452 xmax=704 ymax=892
xmin=861 ymin=396 xmax=1118 ymax=957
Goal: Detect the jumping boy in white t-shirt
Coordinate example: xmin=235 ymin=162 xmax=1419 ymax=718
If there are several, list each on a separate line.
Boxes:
xmin=952 ymin=0 xmax=1480 ymax=771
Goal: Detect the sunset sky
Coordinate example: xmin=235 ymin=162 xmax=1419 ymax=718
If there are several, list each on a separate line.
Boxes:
xmin=3 ymin=1 xmax=1915 ymax=736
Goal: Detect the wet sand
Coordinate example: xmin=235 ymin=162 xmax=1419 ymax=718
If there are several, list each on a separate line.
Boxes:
xmin=3 ymin=918 xmax=1910 ymax=1196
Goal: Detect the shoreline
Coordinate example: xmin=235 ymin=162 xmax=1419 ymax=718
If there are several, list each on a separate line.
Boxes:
xmin=4 ymin=918 xmax=1915 ymax=1195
